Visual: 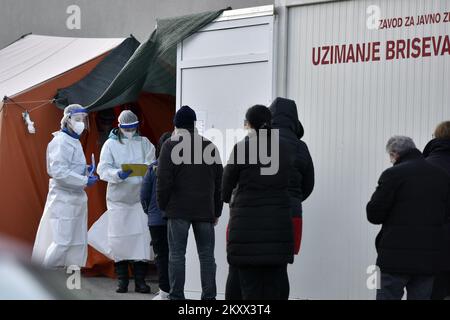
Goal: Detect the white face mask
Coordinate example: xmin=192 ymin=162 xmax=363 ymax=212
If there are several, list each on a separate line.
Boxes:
xmin=121 ymin=129 xmax=135 ymax=140
xmin=69 ymin=119 xmax=85 ymax=135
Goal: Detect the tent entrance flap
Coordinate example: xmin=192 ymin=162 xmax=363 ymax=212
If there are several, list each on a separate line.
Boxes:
xmin=54 ymin=37 xmax=140 ymax=110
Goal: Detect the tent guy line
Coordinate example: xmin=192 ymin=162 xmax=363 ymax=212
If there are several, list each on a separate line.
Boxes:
xmin=3 ymin=96 xmax=55 ymax=107
xmin=2 ymin=96 xmax=55 ymax=113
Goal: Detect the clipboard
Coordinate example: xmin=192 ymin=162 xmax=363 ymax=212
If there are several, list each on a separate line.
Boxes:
xmin=121 ymin=164 xmax=149 ymax=177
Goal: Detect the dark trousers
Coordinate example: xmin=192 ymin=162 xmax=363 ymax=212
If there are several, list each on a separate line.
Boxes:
xmin=225 ymin=265 xmax=290 ymax=300
xmin=431 ymin=272 xmax=450 ymax=300
xmin=167 ymin=218 xmax=217 ymax=300
xmin=149 ymin=225 xmax=170 ymax=293
xmin=377 ymin=272 xmax=435 ymax=300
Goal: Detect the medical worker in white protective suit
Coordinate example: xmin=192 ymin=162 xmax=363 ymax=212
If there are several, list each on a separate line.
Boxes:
xmin=32 ymin=104 xmax=98 ymax=268
xmin=88 ymin=110 xmax=155 ymax=293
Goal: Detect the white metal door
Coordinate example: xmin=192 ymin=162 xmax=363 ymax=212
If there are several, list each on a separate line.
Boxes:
xmin=176 ymin=6 xmax=275 ymax=299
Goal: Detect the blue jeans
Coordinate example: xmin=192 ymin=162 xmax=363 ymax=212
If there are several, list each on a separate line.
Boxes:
xmin=377 ymin=272 xmax=435 ymax=300
xmin=167 ymin=219 xmax=217 ymax=300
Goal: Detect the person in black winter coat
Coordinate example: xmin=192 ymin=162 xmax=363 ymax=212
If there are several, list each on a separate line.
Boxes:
xmin=269 ymin=97 xmax=314 ymax=255
xmin=367 ymin=135 xmax=450 ymax=300
xmin=157 ymin=108 xmax=223 ymax=225
xmin=424 ymin=121 xmax=450 ymax=299
xmin=223 ymin=105 xmax=293 ymax=300
xmin=156 ymin=105 xmax=223 ymax=300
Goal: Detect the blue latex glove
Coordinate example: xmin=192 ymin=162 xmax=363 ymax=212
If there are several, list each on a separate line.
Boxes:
xmin=87 ymin=175 xmax=98 ymax=187
xmin=87 ymin=164 xmax=96 ymax=176
xmin=118 ymin=169 xmax=133 ymax=180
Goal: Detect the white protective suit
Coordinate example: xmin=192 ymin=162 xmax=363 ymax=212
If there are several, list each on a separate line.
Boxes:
xmin=32 ymin=131 xmax=89 ymax=268
xmin=88 ymin=132 xmax=155 ymax=262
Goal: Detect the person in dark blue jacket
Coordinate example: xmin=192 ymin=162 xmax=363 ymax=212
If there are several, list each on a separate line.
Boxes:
xmin=141 ymin=131 xmax=172 ymax=300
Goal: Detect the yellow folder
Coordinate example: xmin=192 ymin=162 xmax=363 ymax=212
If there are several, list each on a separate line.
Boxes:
xmin=121 ymin=164 xmax=149 ymax=177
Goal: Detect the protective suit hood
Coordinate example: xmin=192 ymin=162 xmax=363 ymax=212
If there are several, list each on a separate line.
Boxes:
xmin=108 ymin=129 xmax=119 ymax=140
xmin=269 ymin=97 xmax=304 ymax=139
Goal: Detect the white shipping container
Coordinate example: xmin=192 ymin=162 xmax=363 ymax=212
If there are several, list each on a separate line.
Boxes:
xmin=177 ymin=0 xmax=450 ymax=300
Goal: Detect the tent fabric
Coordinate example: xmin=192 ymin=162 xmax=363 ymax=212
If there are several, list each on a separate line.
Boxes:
xmin=0 ymin=35 xmax=124 ymax=99
xmin=0 ymin=35 xmax=126 ymax=275
xmin=0 ymin=9 xmax=227 ymax=276
xmin=0 ymin=52 xmax=108 ymax=248
xmin=85 ymin=9 xmax=226 ymax=111
xmin=0 ymin=60 xmax=175 ymax=276
xmin=54 ymin=37 xmax=140 ymax=109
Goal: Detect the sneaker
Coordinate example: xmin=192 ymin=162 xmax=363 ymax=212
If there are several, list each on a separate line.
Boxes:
xmin=152 ymin=290 xmax=170 ymax=300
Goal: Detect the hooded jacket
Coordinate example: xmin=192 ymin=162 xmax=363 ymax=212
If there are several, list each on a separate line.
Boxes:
xmin=269 ymin=97 xmax=315 ymax=217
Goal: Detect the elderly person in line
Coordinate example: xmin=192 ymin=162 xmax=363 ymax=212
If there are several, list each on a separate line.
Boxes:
xmin=367 ymin=136 xmax=450 ymax=300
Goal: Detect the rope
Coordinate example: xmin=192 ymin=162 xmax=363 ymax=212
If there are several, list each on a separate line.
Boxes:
xmin=2 ymin=96 xmax=55 ymax=113
xmin=3 ymin=97 xmax=27 ymax=111
xmin=28 ymin=101 xmax=53 ymax=113
xmin=5 ymin=99 xmax=52 ymax=104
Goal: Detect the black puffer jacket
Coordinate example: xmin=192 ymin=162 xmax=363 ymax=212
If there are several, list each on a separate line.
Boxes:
xmin=367 ymin=149 xmax=450 ymax=275
xmin=222 ymin=131 xmax=294 ymax=267
xmin=269 ymin=98 xmax=314 ymax=217
xmin=424 ymin=139 xmax=450 ymax=270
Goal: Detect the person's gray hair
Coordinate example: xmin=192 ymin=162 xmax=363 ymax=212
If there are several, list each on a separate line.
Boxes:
xmin=386 ymin=135 xmax=416 ymax=155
